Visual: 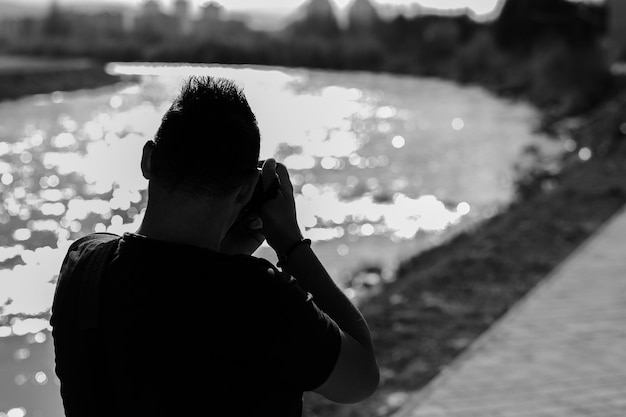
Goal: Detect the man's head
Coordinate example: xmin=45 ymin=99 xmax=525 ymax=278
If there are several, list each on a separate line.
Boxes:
xmin=142 ymin=75 xmax=260 ymax=198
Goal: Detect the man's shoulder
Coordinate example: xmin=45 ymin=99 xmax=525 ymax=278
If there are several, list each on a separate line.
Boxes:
xmin=224 ymin=254 xmax=278 ymax=284
xmin=52 ymin=233 xmax=121 ymax=326
xmin=60 ymin=232 xmax=120 ymax=273
xmin=230 ymin=253 xmax=274 ymax=271
xmin=228 ymin=255 xmax=310 ymax=301
xmin=67 ymin=232 xmax=120 ymax=254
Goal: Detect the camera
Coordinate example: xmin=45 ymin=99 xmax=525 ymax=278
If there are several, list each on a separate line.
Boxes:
xmin=243 ymin=160 xmax=281 ymax=215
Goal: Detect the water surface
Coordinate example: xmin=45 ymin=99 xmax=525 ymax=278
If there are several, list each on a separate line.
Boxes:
xmin=0 ymin=62 xmax=562 ymax=318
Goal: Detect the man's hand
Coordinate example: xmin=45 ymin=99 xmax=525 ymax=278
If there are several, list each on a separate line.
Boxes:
xmin=259 ymin=159 xmax=303 ymax=255
xmin=220 ymin=213 xmax=265 ymax=255
xmin=259 ymin=161 xmax=380 ymax=404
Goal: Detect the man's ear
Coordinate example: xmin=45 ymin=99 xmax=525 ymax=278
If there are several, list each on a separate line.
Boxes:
xmin=141 ymin=141 xmax=156 ymax=180
xmin=235 ymin=171 xmax=259 ymax=206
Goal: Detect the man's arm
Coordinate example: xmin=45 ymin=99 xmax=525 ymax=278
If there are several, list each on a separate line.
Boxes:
xmin=260 ymin=159 xmax=379 ymax=403
xmin=281 ymin=244 xmax=379 ymax=403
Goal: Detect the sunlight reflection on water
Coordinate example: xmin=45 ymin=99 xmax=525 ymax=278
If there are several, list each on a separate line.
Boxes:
xmin=0 ymin=62 xmax=562 ymax=329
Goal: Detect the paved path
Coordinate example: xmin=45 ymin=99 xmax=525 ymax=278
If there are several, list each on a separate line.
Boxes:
xmin=392 ymin=207 xmax=626 ymax=417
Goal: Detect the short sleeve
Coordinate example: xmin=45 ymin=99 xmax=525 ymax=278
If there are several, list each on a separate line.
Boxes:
xmin=262 ymin=269 xmax=342 ymax=392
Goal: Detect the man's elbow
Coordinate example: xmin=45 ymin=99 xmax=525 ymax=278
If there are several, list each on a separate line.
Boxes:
xmin=315 ymin=332 xmax=380 ymax=404
xmin=336 ymin=360 xmax=380 ymax=404
xmin=358 ymin=362 xmax=380 ymax=402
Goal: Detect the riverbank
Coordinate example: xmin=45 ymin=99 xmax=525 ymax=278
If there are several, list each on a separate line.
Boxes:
xmin=302 ymin=77 xmax=626 ymax=416
xmin=0 ymin=55 xmax=122 ymax=102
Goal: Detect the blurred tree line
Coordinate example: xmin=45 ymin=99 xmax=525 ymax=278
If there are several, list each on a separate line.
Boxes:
xmin=0 ymin=0 xmax=613 ymax=118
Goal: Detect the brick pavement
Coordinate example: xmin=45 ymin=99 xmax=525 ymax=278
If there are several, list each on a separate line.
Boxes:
xmin=391 ymin=207 xmax=626 ymax=417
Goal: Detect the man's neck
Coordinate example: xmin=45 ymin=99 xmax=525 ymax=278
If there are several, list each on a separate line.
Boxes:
xmin=136 ymin=216 xmax=222 ymax=251
xmin=136 ymin=194 xmax=235 ymax=252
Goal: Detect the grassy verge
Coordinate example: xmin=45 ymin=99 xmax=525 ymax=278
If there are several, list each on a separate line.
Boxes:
xmin=302 ymin=77 xmax=626 ymax=416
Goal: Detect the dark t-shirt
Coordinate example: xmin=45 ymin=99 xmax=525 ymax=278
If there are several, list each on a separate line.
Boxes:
xmin=51 ymin=232 xmax=341 ymax=417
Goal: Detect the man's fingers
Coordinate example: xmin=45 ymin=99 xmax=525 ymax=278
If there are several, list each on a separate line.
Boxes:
xmin=261 ymin=158 xmax=277 ymax=190
xmin=275 ymin=162 xmax=293 ymax=194
xmin=261 ymin=159 xmax=294 ymax=202
xmin=249 ymin=216 xmax=263 ymax=230
xmin=246 ymin=228 xmax=265 ymax=245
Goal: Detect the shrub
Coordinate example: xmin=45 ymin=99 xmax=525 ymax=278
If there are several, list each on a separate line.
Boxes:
xmin=527 ymin=40 xmax=612 ymax=116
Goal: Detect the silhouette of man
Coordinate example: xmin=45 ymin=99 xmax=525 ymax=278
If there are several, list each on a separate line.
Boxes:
xmin=51 ymin=76 xmax=379 ymax=416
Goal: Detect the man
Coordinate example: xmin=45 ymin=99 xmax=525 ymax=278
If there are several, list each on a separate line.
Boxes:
xmin=51 ymin=76 xmax=379 ymax=416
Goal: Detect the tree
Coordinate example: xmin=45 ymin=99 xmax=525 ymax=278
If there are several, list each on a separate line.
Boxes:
xmin=493 ymin=0 xmax=606 ymax=52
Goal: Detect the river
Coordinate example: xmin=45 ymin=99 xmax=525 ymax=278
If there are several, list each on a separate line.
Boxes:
xmin=0 ymin=63 xmax=561 ymax=416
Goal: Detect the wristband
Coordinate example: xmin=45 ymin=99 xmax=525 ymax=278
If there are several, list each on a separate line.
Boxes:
xmin=277 ymin=238 xmax=311 ymax=268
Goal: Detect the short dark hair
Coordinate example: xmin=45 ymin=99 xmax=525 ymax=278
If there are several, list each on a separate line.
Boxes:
xmin=150 ymin=75 xmax=260 ymax=196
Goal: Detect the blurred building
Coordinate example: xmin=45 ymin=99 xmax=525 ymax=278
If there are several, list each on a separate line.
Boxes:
xmin=609 ymin=0 xmax=626 ymax=59
xmin=142 ymin=0 xmax=161 ymax=16
xmin=347 ymin=0 xmax=382 ymax=32
xmin=287 ymin=0 xmax=340 ymax=36
xmin=304 ymin=0 xmax=336 ymax=20
xmin=133 ymin=0 xmax=175 ymax=41
xmin=0 ymin=19 xmax=21 ymax=41
xmin=133 ymin=0 xmax=246 ymax=40
xmin=42 ymin=0 xmax=71 ymax=37
xmin=0 ymin=0 xmax=250 ymax=45
xmin=0 ymin=1 xmax=127 ymax=42
xmin=7 ymin=18 xmax=41 ymax=39
xmin=193 ymin=2 xmax=222 ymax=37
xmin=72 ymin=11 xmax=126 ymax=39
xmin=192 ymin=2 xmax=247 ymax=39
xmin=200 ymin=1 xmax=223 ymax=21
xmin=174 ymin=0 xmax=192 ymax=36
